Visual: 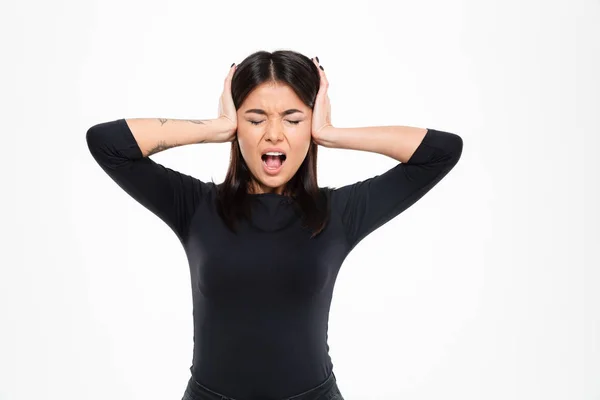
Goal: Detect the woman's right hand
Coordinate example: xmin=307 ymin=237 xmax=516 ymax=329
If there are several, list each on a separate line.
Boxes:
xmin=217 ymin=63 xmax=238 ymax=142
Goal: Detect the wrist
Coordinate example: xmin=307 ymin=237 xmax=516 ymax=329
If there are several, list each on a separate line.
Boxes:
xmin=217 ymin=115 xmax=236 ymax=132
xmin=312 ymin=125 xmax=336 ymax=147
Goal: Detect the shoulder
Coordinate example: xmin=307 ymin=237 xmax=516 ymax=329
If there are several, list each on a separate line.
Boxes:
xmin=318 ymin=185 xmax=344 ymax=212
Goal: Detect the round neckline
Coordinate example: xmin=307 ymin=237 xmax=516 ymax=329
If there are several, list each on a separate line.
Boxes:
xmin=248 ymin=193 xmax=289 ymax=197
xmin=247 ymin=192 xmax=296 ymax=205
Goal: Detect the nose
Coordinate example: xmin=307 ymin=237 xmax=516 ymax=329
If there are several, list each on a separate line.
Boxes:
xmin=264 ymin=120 xmax=284 ymax=142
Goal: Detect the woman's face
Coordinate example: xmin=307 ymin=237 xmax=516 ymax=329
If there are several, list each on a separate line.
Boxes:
xmin=236 ymin=81 xmax=313 ymax=195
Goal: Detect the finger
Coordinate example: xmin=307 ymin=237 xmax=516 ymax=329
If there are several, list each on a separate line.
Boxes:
xmin=311 ymin=58 xmax=330 ymax=108
xmin=311 ymin=56 xmax=326 ymax=73
xmin=311 ymin=57 xmax=324 ymax=72
xmin=312 ymin=57 xmax=328 ymax=88
xmin=319 ymin=66 xmax=328 ymax=86
xmin=223 ymin=64 xmax=235 ymax=92
xmin=320 ymin=74 xmax=328 ymax=91
xmin=317 ymin=73 xmax=329 ymax=99
xmin=225 ymin=63 xmax=236 ymax=82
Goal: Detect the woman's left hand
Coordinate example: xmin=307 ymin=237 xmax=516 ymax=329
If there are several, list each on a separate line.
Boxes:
xmin=311 ymin=57 xmax=334 ymax=145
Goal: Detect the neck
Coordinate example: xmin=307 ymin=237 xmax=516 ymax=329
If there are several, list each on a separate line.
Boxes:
xmin=248 ymin=180 xmax=288 ymax=196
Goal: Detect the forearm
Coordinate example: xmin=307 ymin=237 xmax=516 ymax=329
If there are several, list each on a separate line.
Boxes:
xmin=125 ymin=117 xmax=233 ymax=157
xmin=315 ymin=125 xmax=428 ymax=163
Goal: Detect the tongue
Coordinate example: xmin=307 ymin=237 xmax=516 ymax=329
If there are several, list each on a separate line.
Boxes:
xmin=264 ymin=155 xmax=282 ymax=169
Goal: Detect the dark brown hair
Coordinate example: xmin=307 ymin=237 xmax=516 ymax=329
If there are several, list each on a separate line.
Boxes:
xmin=215 ymin=50 xmax=331 ymax=238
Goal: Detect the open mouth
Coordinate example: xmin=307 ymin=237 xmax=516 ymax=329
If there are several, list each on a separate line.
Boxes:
xmin=261 ymin=152 xmax=287 ymax=170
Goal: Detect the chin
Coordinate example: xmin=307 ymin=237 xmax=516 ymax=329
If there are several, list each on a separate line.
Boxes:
xmin=260 ymin=174 xmax=290 ymax=187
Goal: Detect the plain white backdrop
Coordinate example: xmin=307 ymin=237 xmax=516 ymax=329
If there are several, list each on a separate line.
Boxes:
xmin=1 ymin=0 xmax=598 ymax=399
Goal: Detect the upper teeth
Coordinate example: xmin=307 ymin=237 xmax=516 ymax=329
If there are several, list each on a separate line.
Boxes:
xmin=265 ymin=152 xmax=284 ymax=156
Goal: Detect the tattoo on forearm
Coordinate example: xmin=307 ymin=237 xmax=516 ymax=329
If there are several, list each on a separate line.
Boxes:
xmin=148 ymin=140 xmax=177 ymax=156
xmin=157 ymin=118 xmax=207 ymax=125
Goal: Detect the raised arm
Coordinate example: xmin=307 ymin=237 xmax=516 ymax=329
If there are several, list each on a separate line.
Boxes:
xmin=125 ymin=117 xmax=234 ymax=156
xmin=85 ymin=117 xmax=234 ymax=241
xmin=325 ymin=126 xmax=463 ymax=251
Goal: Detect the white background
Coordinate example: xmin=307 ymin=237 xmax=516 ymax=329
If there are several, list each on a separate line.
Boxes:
xmin=1 ymin=0 xmax=598 ymax=399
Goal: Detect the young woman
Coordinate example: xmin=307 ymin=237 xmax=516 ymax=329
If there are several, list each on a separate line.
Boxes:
xmin=86 ymin=50 xmax=463 ymax=400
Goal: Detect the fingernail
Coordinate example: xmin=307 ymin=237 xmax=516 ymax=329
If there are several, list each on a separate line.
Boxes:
xmin=231 ymin=62 xmax=235 ymax=67
xmin=316 ymin=56 xmax=320 ymax=63
xmin=319 ymin=65 xmax=324 ymax=71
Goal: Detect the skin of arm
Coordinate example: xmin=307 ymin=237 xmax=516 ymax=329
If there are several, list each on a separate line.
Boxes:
xmin=125 ymin=117 xmax=235 ymax=157
xmin=308 ymin=58 xmax=429 ymax=164
xmin=313 ymin=125 xmax=428 ymax=164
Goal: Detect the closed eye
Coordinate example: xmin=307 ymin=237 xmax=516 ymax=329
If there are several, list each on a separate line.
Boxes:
xmin=249 ymin=120 xmax=301 ymax=125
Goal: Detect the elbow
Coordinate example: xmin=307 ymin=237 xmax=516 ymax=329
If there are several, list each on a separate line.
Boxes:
xmin=85 ymin=119 xmax=142 ymax=168
xmin=449 ymin=133 xmax=463 ymax=165
xmin=86 ymin=121 xmax=118 ymax=165
xmin=408 ymin=128 xmax=463 ymax=166
xmin=86 ymin=121 xmax=110 ymax=142
xmin=85 ymin=123 xmax=105 ymax=159
xmin=86 ymin=124 xmax=99 ymax=152
xmin=433 ymin=131 xmax=463 ymax=170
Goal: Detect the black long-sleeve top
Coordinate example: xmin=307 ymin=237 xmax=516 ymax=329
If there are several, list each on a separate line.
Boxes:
xmin=86 ymin=118 xmax=463 ymax=399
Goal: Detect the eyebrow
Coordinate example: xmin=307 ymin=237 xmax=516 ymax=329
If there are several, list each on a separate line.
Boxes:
xmin=244 ymin=108 xmax=304 ymax=116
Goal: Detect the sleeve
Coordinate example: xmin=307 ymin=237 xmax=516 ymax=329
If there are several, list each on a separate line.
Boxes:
xmin=85 ymin=118 xmax=214 ymax=241
xmin=331 ymin=128 xmax=463 ymax=251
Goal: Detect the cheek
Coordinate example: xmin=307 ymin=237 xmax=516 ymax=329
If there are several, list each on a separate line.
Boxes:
xmin=286 ymin=144 xmax=310 ymax=169
xmin=292 ymin=129 xmax=312 ymax=156
xmin=236 ymin=130 xmax=254 ymax=162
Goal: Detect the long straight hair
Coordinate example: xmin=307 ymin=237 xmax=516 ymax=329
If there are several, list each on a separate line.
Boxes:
xmin=215 ymin=50 xmax=330 ymax=238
